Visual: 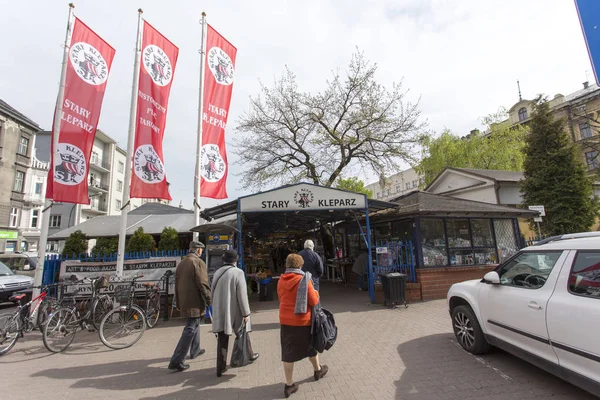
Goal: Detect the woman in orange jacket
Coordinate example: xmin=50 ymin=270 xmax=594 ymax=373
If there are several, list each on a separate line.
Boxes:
xmin=278 ymin=254 xmax=328 ymax=398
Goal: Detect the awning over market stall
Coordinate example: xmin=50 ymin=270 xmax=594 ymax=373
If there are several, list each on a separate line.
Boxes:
xmin=199 ymin=183 xmax=398 ymax=302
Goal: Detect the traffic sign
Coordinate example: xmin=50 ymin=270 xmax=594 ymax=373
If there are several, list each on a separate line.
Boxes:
xmin=575 ymin=0 xmax=600 ymax=85
xmin=528 ymin=205 xmax=546 ymax=217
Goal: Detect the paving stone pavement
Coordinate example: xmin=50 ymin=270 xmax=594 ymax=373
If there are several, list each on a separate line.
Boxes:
xmin=0 ymin=282 xmax=597 ymax=400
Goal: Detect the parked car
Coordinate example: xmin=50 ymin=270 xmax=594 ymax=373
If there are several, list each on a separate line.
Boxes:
xmin=0 ymin=261 xmax=34 ymax=303
xmin=0 ymin=253 xmax=38 ymax=278
xmin=447 ymin=233 xmax=600 ymax=397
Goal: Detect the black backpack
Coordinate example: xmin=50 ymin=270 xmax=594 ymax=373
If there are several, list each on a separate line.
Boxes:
xmin=311 ymin=304 xmax=338 ymax=353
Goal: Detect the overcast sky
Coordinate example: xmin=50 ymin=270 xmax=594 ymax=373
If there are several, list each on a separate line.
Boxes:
xmin=0 ymin=0 xmax=593 ymax=209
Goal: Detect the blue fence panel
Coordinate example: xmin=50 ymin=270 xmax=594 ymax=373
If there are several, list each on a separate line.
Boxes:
xmin=42 ymin=249 xmax=187 ymax=285
xmin=372 ymin=240 xmax=416 ymax=283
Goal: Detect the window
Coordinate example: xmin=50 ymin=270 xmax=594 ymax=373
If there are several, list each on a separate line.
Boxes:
xmin=31 ymin=209 xmax=39 ymax=228
xmin=376 ymin=192 xmax=380 ymax=198
xmin=412 ymin=180 xmax=418 ymax=188
xmin=13 ymin=171 xmax=24 ymax=192
xmin=115 ymin=199 xmax=122 ymax=211
xmin=118 ymin=161 xmax=124 ymax=173
xmin=18 ymin=136 xmax=29 ymax=155
xmin=405 ymin=182 xmax=410 ymax=190
xmin=35 ymin=182 xmax=43 ymax=195
xmin=9 ymin=208 xmax=19 ymax=227
xmin=518 ymin=107 xmax=528 ymax=121
xmin=91 ymin=151 xmax=99 ymax=164
xmin=50 ymin=215 xmax=61 ymax=228
xmin=117 ymin=180 xmax=123 ymax=192
xmin=395 ymin=184 xmax=401 ymax=193
xmin=421 ymin=218 xmax=448 ymax=267
xmin=568 ymin=252 xmax=600 ymax=299
xmin=497 ymin=251 xmax=562 ymax=289
xmin=494 ymin=219 xmax=519 ymax=262
xmin=580 ymin=122 xmax=593 ymax=139
xmin=586 ymin=151 xmax=599 ymax=170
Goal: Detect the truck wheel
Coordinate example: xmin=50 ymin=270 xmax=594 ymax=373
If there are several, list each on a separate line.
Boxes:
xmin=452 ymin=305 xmax=490 ymax=355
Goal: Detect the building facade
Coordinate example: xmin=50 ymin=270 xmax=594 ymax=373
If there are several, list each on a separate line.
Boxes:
xmin=365 ymin=167 xmax=423 ymax=201
xmin=505 ymin=81 xmax=600 ymax=173
xmin=0 ymin=100 xmax=42 ymax=253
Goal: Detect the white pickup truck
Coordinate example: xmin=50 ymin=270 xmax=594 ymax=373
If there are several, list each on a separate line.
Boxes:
xmin=447 ymin=233 xmax=600 ymax=397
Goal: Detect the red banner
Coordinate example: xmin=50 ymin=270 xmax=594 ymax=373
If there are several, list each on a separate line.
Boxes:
xmin=46 ymin=17 xmax=115 ymax=203
xmin=200 ymin=25 xmax=237 ymax=199
xmin=129 ymin=21 xmax=178 ymax=200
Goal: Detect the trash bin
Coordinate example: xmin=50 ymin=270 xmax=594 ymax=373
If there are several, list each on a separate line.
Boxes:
xmin=380 ymin=272 xmax=407 ymax=309
xmin=259 ymin=278 xmax=274 ymax=301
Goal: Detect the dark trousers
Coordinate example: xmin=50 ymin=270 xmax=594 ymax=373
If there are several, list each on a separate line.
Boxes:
xmin=216 ymin=331 xmax=255 ymax=373
xmin=170 ymin=317 xmax=201 ymax=365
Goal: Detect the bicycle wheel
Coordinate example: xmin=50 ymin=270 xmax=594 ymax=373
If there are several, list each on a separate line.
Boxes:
xmin=0 ymin=314 xmax=21 ymax=356
xmin=42 ymin=307 xmax=78 ymax=353
xmin=92 ymin=296 xmax=113 ymax=331
xmin=37 ymin=299 xmax=59 ymax=331
xmin=99 ymin=305 xmax=146 ymax=350
xmin=145 ymin=294 xmax=160 ymax=329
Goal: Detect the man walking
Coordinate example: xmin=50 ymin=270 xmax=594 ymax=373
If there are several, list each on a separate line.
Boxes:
xmin=168 ymin=241 xmax=211 ymax=372
xmin=212 ymin=250 xmax=259 ymax=377
xmin=298 ymin=240 xmax=324 ymax=291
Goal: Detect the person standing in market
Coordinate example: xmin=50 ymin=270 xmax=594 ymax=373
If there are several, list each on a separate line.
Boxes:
xmin=168 ymin=241 xmax=211 ymax=372
xmin=211 ymin=249 xmax=259 ymax=377
xmin=298 ymin=239 xmax=324 ymax=291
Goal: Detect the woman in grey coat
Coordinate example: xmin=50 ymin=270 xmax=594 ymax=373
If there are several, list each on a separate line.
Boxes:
xmin=211 ymin=250 xmax=259 ymax=377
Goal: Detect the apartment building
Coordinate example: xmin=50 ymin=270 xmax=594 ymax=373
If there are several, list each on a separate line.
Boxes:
xmin=365 ymin=167 xmax=423 ymax=201
xmin=0 ymin=99 xmax=43 ymax=252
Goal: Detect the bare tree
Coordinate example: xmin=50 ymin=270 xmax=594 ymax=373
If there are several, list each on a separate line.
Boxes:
xmin=234 ymin=50 xmax=427 ymax=189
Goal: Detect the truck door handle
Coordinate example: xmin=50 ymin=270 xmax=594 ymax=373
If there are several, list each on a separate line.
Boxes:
xmin=527 ymin=301 xmax=543 ymax=310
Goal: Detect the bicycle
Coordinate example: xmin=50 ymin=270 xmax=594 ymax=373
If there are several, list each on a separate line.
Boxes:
xmin=42 ymin=276 xmax=112 ymax=353
xmin=0 ymin=283 xmax=59 ymax=356
xmin=139 ymin=271 xmax=172 ymax=328
xmin=99 ymin=275 xmax=146 ymax=350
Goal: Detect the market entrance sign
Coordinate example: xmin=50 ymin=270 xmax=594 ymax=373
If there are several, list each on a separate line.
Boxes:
xmin=240 ymin=183 xmax=367 ymax=212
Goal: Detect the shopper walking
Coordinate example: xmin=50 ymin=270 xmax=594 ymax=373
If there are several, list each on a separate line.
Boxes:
xmin=168 ymin=241 xmax=211 ymax=372
xmin=297 ymin=240 xmax=324 ymax=291
xmin=211 ymin=249 xmax=259 ymax=377
xmin=278 ymin=254 xmax=328 ymax=398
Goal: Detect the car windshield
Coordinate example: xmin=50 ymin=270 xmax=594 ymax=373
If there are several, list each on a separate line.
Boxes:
xmin=0 ymin=261 xmax=14 ymax=276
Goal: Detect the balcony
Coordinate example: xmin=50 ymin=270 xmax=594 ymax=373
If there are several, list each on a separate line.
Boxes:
xmin=89 ymin=179 xmax=109 ymax=193
xmin=90 ymin=158 xmax=111 ymax=172
xmin=83 ymin=201 xmax=108 ymax=214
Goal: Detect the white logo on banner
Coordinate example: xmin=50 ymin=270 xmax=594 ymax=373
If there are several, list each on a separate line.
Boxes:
xmin=54 ymin=143 xmax=87 ymax=185
xmin=207 ymin=47 xmax=234 ymax=85
xmin=143 ymin=44 xmax=173 ymax=87
xmin=201 ymin=144 xmax=226 ymax=182
xmin=69 ymin=42 xmax=109 ymax=86
xmin=134 ymin=144 xmax=166 ymax=184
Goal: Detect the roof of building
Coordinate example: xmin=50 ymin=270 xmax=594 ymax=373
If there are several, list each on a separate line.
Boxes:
xmin=449 ymin=168 xmax=523 ymax=182
xmin=377 ymin=191 xmax=537 ymax=218
xmin=0 ymin=99 xmax=41 ymax=131
xmin=49 ymin=202 xmax=195 ymax=239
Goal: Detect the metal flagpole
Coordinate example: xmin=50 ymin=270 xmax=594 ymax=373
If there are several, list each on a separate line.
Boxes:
xmin=116 ymin=9 xmax=144 ymax=277
xmin=33 ymin=3 xmax=75 ymax=298
xmin=193 ymin=12 xmax=207 ymax=240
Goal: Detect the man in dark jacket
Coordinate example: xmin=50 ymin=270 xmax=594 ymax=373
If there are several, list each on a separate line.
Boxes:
xmin=168 ymin=241 xmax=211 ymax=372
xmin=298 ymin=239 xmax=324 ymax=291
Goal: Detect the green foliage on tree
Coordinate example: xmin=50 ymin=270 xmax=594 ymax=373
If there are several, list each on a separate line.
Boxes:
xmin=335 ymin=176 xmax=373 ymax=198
xmin=521 ymin=99 xmax=599 ymax=235
xmin=92 ymin=237 xmax=118 ymax=255
xmin=158 ymin=227 xmax=180 ymax=251
xmin=126 ymin=227 xmax=156 ymax=252
xmin=62 ymin=230 xmax=88 ymax=257
xmin=415 ymin=110 xmax=528 ymax=187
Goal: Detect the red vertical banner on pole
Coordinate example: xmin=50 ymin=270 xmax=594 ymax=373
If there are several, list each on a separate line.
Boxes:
xmin=46 ymin=18 xmax=115 ymax=203
xmin=129 ymin=21 xmax=178 ymax=200
xmin=200 ymin=25 xmax=237 ymax=199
